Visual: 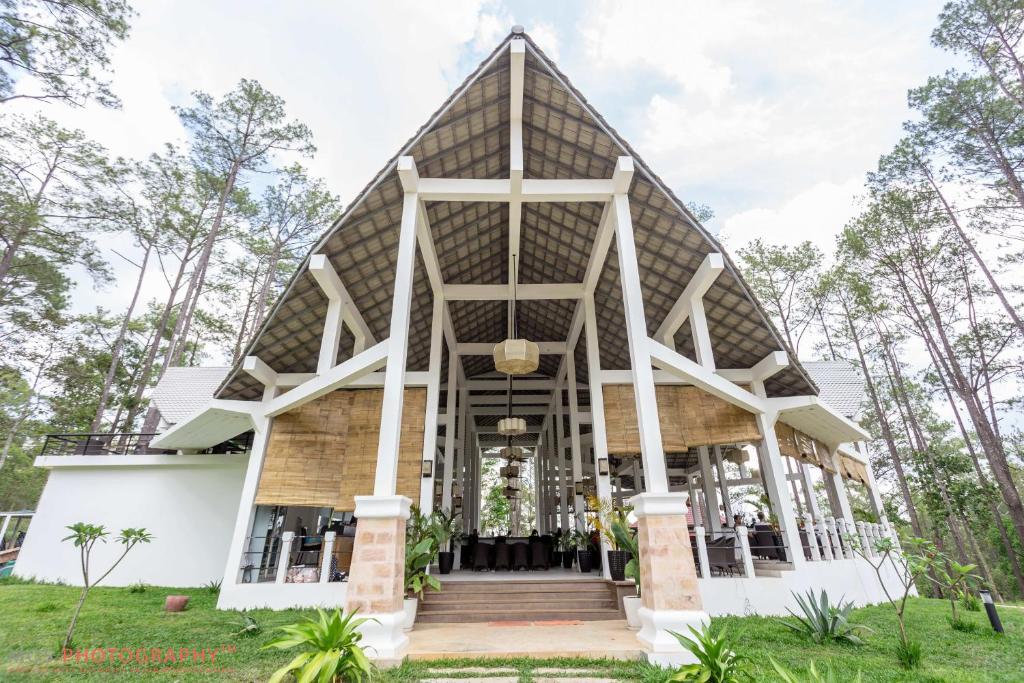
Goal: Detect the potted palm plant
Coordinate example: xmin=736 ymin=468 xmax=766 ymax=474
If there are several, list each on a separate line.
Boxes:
xmin=603 ymin=508 xmax=632 ymax=582
xmin=558 ymin=530 xmax=576 ymax=568
xmin=429 ymin=508 xmax=462 ymax=575
xmin=610 ymin=516 xmax=641 ymax=629
xmin=403 ymin=506 xmax=440 ymax=630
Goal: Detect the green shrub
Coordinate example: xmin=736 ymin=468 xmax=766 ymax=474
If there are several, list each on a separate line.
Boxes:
xmin=948 ymin=615 xmax=979 ymax=633
xmin=960 ymin=591 xmax=981 ymax=612
xmin=127 ymin=581 xmax=147 ymax=594
xmin=769 ymin=657 xmax=862 ymax=682
xmin=262 ymin=608 xmax=374 ymax=683
xmin=667 ymin=626 xmax=750 ymax=682
xmin=205 ymin=579 xmax=222 ymax=595
xmin=895 ymin=638 xmax=923 ymax=669
xmin=33 ymin=601 xmax=60 ymax=613
xmin=776 ymin=589 xmax=870 ymax=645
xmin=232 ymin=614 xmax=262 ymax=637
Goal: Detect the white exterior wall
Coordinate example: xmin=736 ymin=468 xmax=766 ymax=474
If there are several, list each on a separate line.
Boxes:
xmin=698 ymin=557 xmax=911 ymax=617
xmin=14 ymin=455 xmax=246 ymax=587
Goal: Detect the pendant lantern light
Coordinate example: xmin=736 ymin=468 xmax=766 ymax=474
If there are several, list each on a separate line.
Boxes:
xmin=497 ymin=417 xmax=527 ymax=436
xmin=493 ymin=261 xmax=539 ymax=375
xmin=500 ymin=446 xmax=526 ymax=461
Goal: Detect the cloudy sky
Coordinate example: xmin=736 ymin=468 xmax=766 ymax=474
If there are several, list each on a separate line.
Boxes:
xmin=12 ymin=0 xmax=954 ymax=344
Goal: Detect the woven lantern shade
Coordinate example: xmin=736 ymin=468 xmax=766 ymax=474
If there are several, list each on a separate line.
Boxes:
xmin=501 ymin=446 xmax=526 ymax=460
xmin=493 ymin=339 xmax=539 ymax=375
xmin=724 ymin=447 xmax=748 ymax=465
xmin=498 ymin=417 xmax=527 ymax=436
xmin=500 ymin=465 xmax=521 ymax=478
xmin=504 ymin=486 xmax=521 ymax=499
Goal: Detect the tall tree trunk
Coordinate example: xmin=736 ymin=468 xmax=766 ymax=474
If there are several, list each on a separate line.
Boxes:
xmin=841 ymin=301 xmax=924 ymax=535
xmin=249 ymin=240 xmax=283 ymax=336
xmin=229 ymin=259 xmax=264 ymax=364
xmin=90 ymin=242 xmax=153 ymax=432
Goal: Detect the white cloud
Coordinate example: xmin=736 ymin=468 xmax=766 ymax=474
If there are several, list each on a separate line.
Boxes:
xmin=719 ymin=177 xmax=864 ymax=254
xmin=528 ymin=21 xmax=560 ymax=61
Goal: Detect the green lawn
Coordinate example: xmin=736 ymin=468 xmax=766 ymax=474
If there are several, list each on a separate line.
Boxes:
xmin=0 ymin=578 xmax=1021 ymax=681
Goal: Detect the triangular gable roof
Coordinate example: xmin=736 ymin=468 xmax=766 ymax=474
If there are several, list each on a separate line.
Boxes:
xmin=216 ymin=32 xmax=817 ymax=401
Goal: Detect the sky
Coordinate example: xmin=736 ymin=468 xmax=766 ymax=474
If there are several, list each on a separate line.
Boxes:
xmin=11 ymin=0 xmax=955 ymax=355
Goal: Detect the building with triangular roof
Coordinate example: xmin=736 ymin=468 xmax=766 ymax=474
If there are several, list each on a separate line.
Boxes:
xmin=15 ymin=29 xmax=907 ymax=664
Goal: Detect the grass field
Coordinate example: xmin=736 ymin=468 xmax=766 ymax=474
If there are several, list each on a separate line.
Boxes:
xmin=0 ymin=578 xmax=1021 ymax=681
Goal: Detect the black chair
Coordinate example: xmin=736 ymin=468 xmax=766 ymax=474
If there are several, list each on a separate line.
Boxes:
xmin=530 ymin=541 xmax=549 ymax=570
xmin=494 ymin=542 xmax=512 ymax=570
xmin=472 ymin=542 xmax=490 ymax=571
xmin=708 ymin=537 xmax=739 ymax=576
xmin=799 ymin=529 xmax=812 ymax=561
xmin=753 ymin=528 xmax=778 ymax=560
xmin=512 ymin=543 xmax=530 ymax=571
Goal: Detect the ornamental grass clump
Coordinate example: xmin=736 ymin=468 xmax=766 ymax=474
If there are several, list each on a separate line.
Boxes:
xmin=769 ymin=658 xmax=862 ymax=682
xmin=263 ymin=608 xmax=375 ymax=683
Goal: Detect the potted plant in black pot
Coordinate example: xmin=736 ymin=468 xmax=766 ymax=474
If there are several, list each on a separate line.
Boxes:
xmin=558 ymin=531 xmax=576 ymax=569
xmin=576 ymin=530 xmax=595 ymax=573
xmin=610 ymin=516 xmax=641 ymax=629
xmin=603 ymin=508 xmax=632 ymax=582
xmin=429 ymin=508 xmax=462 ymax=575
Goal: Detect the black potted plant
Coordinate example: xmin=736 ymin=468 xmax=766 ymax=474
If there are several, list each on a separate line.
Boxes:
xmin=429 ymin=508 xmax=462 ymax=575
xmin=558 ymin=531 xmax=576 ymax=569
xmin=603 ymin=508 xmax=632 ymax=582
xmin=576 ymin=530 xmax=594 ymax=573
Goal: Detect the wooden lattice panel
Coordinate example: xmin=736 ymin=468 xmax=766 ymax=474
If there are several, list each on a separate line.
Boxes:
xmin=256 ymin=388 xmax=425 ymax=510
xmin=602 ymin=385 xmax=759 ymax=456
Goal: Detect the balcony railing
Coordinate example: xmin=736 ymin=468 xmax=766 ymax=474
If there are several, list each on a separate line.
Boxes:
xmin=39 ymin=431 xmax=254 ymax=457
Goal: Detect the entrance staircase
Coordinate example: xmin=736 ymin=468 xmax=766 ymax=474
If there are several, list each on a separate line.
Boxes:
xmin=417 ymin=578 xmax=622 ymax=623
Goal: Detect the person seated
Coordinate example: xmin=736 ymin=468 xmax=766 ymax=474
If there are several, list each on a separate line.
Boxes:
xmin=529 ymin=529 xmax=539 ymax=539
xmin=732 ymin=514 xmax=745 ymax=528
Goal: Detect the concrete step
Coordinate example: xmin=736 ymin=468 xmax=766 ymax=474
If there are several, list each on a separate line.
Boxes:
xmin=434 ymin=580 xmax=608 ymax=593
xmin=423 ymin=592 xmax=611 ymax=605
xmin=416 ymin=608 xmax=622 ymax=623
xmin=420 ymin=598 xmax=616 ymax=612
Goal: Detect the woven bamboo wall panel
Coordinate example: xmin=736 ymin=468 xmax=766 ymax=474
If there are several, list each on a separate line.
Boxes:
xmin=775 ymin=422 xmax=799 ymax=459
xmin=255 ymin=388 xmax=426 ymax=510
xmin=602 ymin=385 xmax=760 ymax=456
xmin=814 ymin=438 xmax=836 ymax=473
xmin=839 ymin=454 xmax=869 ymax=485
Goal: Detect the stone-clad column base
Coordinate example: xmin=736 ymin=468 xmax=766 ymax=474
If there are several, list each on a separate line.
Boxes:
xmin=343 ymin=495 xmax=411 ymax=662
xmin=631 ymin=492 xmax=710 ymax=666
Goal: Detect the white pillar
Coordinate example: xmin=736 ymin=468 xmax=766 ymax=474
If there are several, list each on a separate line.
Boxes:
xmin=320 ymin=531 xmax=336 ymax=583
xmin=687 ymin=475 xmax=702 ymax=526
xmin=584 ymin=292 xmax=614 ymax=578
xmin=713 ymin=447 xmax=733 ymax=523
xmin=823 ymin=448 xmax=855 ymax=523
xmin=817 ymin=518 xmax=833 ymax=561
xmin=803 ymin=513 xmax=820 ymax=562
xmin=735 ymin=526 xmax=755 ymax=577
xmin=566 ymin=347 xmax=585 ymax=531
xmin=0 ymin=514 xmax=11 ymax=548
xmin=372 ymin=189 xmax=418 ymax=496
xmin=826 ymin=517 xmax=841 ymax=558
xmin=555 ymin=389 xmax=570 ymax=532
xmin=275 ymin=531 xmax=295 ymax=584
xmin=798 ymin=462 xmax=821 ymax=522
xmin=694 ymin=525 xmax=709 ymax=577
xmin=751 ymin=405 xmax=805 ymax=570
xmin=698 ymin=447 xmax=722 ymax=534
xmin=420 ymin=297 xmax=443 ymax=511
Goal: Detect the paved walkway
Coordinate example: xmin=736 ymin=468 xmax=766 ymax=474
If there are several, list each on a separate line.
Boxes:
xmin=407 ymin=619 xmax=645 ymax=660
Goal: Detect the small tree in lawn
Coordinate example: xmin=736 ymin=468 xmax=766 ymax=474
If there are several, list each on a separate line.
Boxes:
xmin=847 ymin=534 xmax=930 ymax=668
xmin=62 ymin=523 xmax=152 ymax=651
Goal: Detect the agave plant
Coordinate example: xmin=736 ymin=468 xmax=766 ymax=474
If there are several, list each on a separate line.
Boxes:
xmin=263 ymin=608 xmax=375 ymax=683
xmin=776 ymin=589 xmax=870 ymax=645
xmin=769 ymin=657 xmax=862 ymax=682
xmin=667 ymin=626 xmax=750 ymax=682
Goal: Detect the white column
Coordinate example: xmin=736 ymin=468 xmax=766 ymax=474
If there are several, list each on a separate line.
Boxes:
xmin=566 ymin=347 xmax=585 ymax=531
xmin=698 ymin=447 xmax=722 ymax=534
xmin=441 ymin=352 xmax=457 ymax=510
xmin=803 ymin=513 xmax=820 ymax=561
xmin=817 ymin=518 xmax=833 ymax=561
xmin=835 ymin=518 xmax=853 ymax=558
xmin=694 ymin=525 xmax=709 ymax=577
xmin=420 ymin=297 xmax=443 ymax=511
xmin=823 ymin=448 xmax=855 ymax=523
xmin=687 ymin=476 xmax=702 ymax=526
xmin=826 ymin=517 xmax=841 ymax=558
xmin=799 ymin=462 xmax=821 ymax=522
xmin=713 ymin=447 xmax=733 ymax=523
xmin=320 ymin=531 xmax=336 ymax=583
xmin=736 ymin=526 xmax=755 ymax=577
xmin=0 ymin=514 xmax=11 ymax=547
xmin=555 ymin=389 xmax=570 ymax=531
xmin=372 ymin=185 xmax=419 ymax=496
xmin=275 ymin=531 xmax=295 ymax=584
xmin=613 ymin=187 xmax=669 ymax=494
xmin=584 ymin=292 xmax=614 ymax=578
xmin=751 ymin=402 xmax=805 ymax=570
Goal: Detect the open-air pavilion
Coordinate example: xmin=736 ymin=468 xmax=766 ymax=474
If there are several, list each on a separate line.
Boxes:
xmin=14 ymin=28 xmax=907 ymax=665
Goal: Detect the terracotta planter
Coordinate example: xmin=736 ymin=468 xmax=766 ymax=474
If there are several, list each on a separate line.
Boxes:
xmin=164 ymin=595 xmax=189 ymax=612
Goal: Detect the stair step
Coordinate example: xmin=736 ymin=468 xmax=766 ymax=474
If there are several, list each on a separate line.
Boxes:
xmin=416 ymin=608 xmax=622 ymax=623
xmin=421 ymin=599 xmax=616 ymax=611
xmin=435 ymin=581 xmax=608 ymax=593
xmin=423 ymin=592 xmax=611 ymax=604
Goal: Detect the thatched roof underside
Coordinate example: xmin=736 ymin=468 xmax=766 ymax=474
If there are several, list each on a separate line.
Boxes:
xmin=216 ymin=34 xmax=816 ymax=403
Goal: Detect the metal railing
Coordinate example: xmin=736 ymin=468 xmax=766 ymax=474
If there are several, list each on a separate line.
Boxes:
xmin=39 ymin=431 xmax=254 ymax=457
xmin=240 ymin=532 xmax=346 ymax=585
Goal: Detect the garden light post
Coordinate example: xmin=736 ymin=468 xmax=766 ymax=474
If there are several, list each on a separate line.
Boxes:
xmin=979 ymin=589 xmax=1003 ymax=633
